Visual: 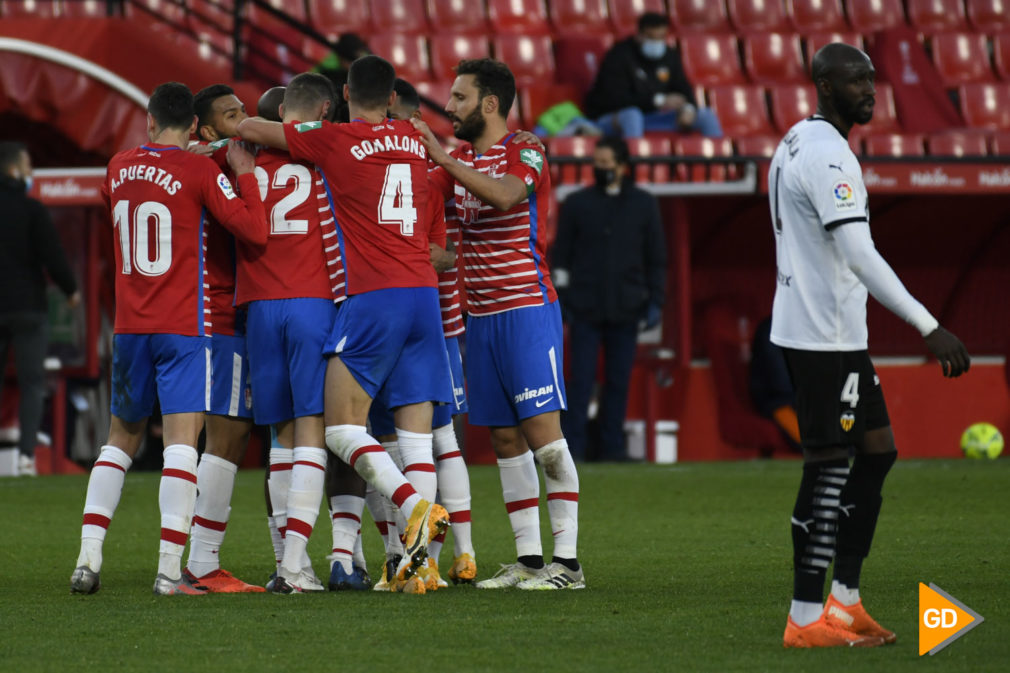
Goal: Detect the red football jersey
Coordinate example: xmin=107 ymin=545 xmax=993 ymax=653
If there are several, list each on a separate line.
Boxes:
xmin=102 ymin=143 xmax=267 ymax=336
xmin=429 ymin=134 xmax=556 ymax=316
xmin=284 ymin=119 xmax=437 ymax=295
xmin=437 ymin=199 xmax=464 ymax=338
xmin=234 ymin=146 xmax=332 ymax=305
xmin=201 ymin=138 xmax=241 ymax=336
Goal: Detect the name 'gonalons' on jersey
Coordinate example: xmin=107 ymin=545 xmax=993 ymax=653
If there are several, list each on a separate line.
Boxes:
xmin=768 ymin=117 xmax=871 ymax=351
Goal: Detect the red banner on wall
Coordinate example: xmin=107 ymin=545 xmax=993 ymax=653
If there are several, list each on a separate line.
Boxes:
xmin=30 ymin=168 xmax=106 ymax=206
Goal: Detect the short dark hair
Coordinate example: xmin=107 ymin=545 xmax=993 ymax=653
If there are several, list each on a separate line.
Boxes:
xmin=595 ymin=135 xmax=630 ymax=164
xmin=393 ymin=78 xmax=420 ymax=113
xmin=148 ymin=82 xmax=195 ymax=132
xmin=0 ymin=141 xmax=27 ymax=173
xmin=193 ymin=83 xmax=234 ymax=129
xmin=284 ymin=72 xmax=335 ymax=115
xmin=257 ymin=86 xmax=286 ymax=122
xmin=637 ymin=12 xmax=668 ymax=32
xmin=454 ymin=59 xmax=515 ymax=120
xmin=348 ymin=55 xmax=396 ymax=109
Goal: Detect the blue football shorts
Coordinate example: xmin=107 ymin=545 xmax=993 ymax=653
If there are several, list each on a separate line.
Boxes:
xmin=110 ymin=333 xmax=209 ymax=423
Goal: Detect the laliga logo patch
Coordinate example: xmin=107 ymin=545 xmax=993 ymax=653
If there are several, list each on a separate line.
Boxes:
xmin=832 ymin=179 xmax=855 ymax=211
xmin=217 ymin=173 xmax=236 ymax=200
xmin=840 ymin=411 xmax=855 ymax=432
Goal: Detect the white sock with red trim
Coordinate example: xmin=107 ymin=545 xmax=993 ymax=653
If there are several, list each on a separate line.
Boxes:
xmin=76 ymin=445 xmax=132 ymax=572
xmin=498 ymin=451 xmax=542 ymax=559
xmin=279 ymin=446 xmax=327 ymax=577
xmin=325 ymin=425 xmax=421 ymax=520
xmin=381 ymin=441 xmax=405 ymax=552
xmin=397 ymin=428 xmax=436 ymax=502
xmin=364 ymin=484 xmax=389 ymax=552
xmin=329 ymin=494 xmax=364 ymax=574
xmin=267 ymin=447 xmax=293 ymax=569
xmin=534 ymin=439 xmax=580 ymax=561
xmin=433 ymin=423 xmax=474 ymax=558
xmin=186 ymin=453 xmax=238 ymax=578
xmin=157 ymin=444 xmax=199 ymax=580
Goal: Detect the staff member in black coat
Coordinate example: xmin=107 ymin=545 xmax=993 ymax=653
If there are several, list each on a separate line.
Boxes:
xmin=552 ymin=136 xmax=666 ymax=461
xmin=0 ymin=142 xmax=80 ymax=476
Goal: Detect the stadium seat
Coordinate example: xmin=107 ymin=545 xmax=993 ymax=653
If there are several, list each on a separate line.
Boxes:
xmin=127 ymin=0 xmax=188 ymax=25
xmin=863 ymin=133 xmax=926 ymax=157
xmin=675 ymin=136 xmax=735 ymax=181
xmin=769 ymin=84 xmax=817 ymax=132
xmin=805 ymin=32 xmax=865 ymax=58
xmin=928 ymin=131 xmax=989 ymax=156
xmin=426 ymin=0 xmax=490 ymax=33
xmin=906 ymin=0 xmax=968 ymax=33
xmin=670 ymin=0 xmax=732 ymax=33
xmin=61 ymin=0 xmax=108 ymax=17
xmin=707 ymin=85 xmax=776 ymax=137
xmin=967 ymin=0 xmax=1010 ymax=33
xmin=549 ymin=0 xmax=612 ymax=35
xmin=554 ymin=35 xmax=614 ymax=94
xmin=0 ymin=0 xmax=62 ymax=17
xmin=246 ymin=0 xmax=306 ymax=38
xmin=309 ymin=0 xmax=371 ymax=36
xmin=371 ymin=0 xmax=428 ymax=34
xmin=680 ymin=34 xmax=746 ymax=86
xmin=931 ymin=33 xmax=995 ymax=88
xmin=989 ymin=130 xmax=1010 ymax=154
xmin=629 ymin=136 xmax=673 ymax=182
xmin=487 ymin=0 xmax=551 ymax=34
xmin=493 ymin=34 xmax=556 ymax=86
xmin=370 ymin=33 xmax=432 ymax=83
xmin=608 ymin=0 xmax=668 ymax=37
xmin=743 ymin=33 xmax=806 ymax=84
xmin=431 ymin=33 xmax=491 ymax=81
xmin=519 ymin=84 xmax=583 ymax=129
xmin=992 ymin=33 xmax=1010 ymax=80
xmin=845 ymin=0 xmax=906 ymax=33
xmin=857 ymin=81 xmax=900 ymax=134
xmin=546 ymin=136 xmax=596 ymax=185
xmin=735 ymin=135 xmax=780 ymax=157
xmin=959 ymin=83 xmax=1010 ymax=129
xmin=727 ymin=0 xmax=790 ymax=33
xmin=787 ymin=0 xmax=847 ymax=33
xmin=414 ymin=80 xmax=455 ymax=137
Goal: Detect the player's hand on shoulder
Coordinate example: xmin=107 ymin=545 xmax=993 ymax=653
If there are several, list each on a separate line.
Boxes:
xmin=410 ymin=118 xmax=450 ymax=165
xmin=226 ymin=141 xmax=256 ymax=175
xmin=187 ymin=141 xmax=215 ymax=157
xmin=924 ymin=326 xmax=970 ymax=378
xmin=511 ymin=130 xmax=545 ymax=152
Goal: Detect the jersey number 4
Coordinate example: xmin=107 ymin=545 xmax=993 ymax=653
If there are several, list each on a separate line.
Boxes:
xmin=841 ymin=372 xmax=859 ymax=408
xmin=254 ymin=164 xmax=313 ymax=235
xmin=378 ymin=163 xmax=417 ymax=236
xmin=113 ymin=200 xmax=172 ymax=276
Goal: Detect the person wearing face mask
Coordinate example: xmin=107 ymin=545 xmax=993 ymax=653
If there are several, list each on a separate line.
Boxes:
xmin=551 ymin=136 xmax=666 ymax=462
xmin=585 ymin=12 xmax=722 ymax=139
xmin=0 ymin=141 xmax=80 ymax=476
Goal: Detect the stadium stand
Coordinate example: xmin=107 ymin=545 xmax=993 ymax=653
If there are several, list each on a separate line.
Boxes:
xmin=426 ymin=0 xmax=489 ymax=33
xmin=907 ymin=0 xmax=969 ymax=32
xmin=727 ymin=0 xmax=790 ymax=33
xmin=992 ymin=32 xmax=1010 ymax=80
xmin=967 ymin=0 xmax=1010 ymax=33
xmin=554 ymin=34 xmax=614 ymax=95
xmin=769 ymin=83 xmax=817 ymax=133
xmin=845 ymin=0 xmax=906 ymax=33
xmin=431 ymin=33 xmax=492 ymax=81
xmin=487 ymin=0 xmax=551 ymax=34
xmin=549 ymin=0 xmax=612 ymax=35
xmin=735 ymin=135 xmax=779 ymax=157
xmin=706 ymin=84 xmax=777 ymax=137
xmin=308 ymin=0 xmax=372 ymax=37
xmin=679 ymin=34 xmax=746 ymax=86
xmin=959 ymin=82 xmax=1010 ymax=129
xmin=743 ymin=33 xmax=807 ymax=84
xmin=927 ymin=130 xmax=990 ymax=156
xmin=371 ymin=0 xmax=428 ymax=34
xmin=863 ymin=133 xmax=927 ymax=157
xmin=931 ymin=32 xmax=995 ymax=87
xmin=492 ymin=34 xmax=556 ymax=87
xmin=608 ymin=0 xmax=667 ymax=37
xmin=805 ymin=31 xmax=865 ymax=56
xmin=787 ymin=0 xmax=847 ymax=33
xmin=669 ymin=0 xmax=732 ymax=33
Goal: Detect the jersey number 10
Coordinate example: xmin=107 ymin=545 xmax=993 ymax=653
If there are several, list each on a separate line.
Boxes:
xmin=113 ymin=200 xmax=172 ymax=276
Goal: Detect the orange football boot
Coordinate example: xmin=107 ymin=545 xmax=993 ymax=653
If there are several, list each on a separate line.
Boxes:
xmin=783 ymin=614 xmax=885 ymax=648
xmin=824 ymin=594 xmax=897 ymax=644
xmin=183 ymin=568 xmax=266 ymax=593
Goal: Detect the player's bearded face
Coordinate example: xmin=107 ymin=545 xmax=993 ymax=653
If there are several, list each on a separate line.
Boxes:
xmin=452 ymin=100 xmax=486 ymax=142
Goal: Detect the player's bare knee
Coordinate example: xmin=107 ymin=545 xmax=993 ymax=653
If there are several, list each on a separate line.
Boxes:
xmin=857 ymin=426 xmax=897 ymax=455
xmin=490 ymin=426 xmax=525 ymax=458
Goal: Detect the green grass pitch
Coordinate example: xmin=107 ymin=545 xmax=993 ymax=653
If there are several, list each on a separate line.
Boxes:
xmin=1 ymin=459 xmax=1006 ymax=672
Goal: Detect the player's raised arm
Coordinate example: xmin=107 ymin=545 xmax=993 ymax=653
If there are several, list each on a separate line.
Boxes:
xmin=201 ymin=143 xmax=268 ymax=246
xmin=237 ymin=117 xmax=288 ymax=151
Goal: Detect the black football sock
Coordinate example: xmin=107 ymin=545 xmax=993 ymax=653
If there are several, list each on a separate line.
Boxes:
xmin=833 ymin=451 xmax=897 ymax=590
xmin=552 ymin=557 xmax=580 ymax=572
xmin=518 ymin=555 xmax=545 ymax=570
xmin=792 ymin=458 xmax=850 ymax=603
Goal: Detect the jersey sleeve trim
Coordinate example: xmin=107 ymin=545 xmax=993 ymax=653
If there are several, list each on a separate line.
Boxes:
xmin=824 ymin=216 xmax=867 ymax=231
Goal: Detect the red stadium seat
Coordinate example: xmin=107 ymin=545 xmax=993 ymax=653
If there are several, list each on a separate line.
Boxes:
xmin=493 ymin=34 xmax=555 ymax=86
xmin=431 ymin=33 xmax=491 ymax=81
xmin=744 ymin=33 xmax=806 ymax=84
xmin=371 ymin=0 xmax=428 ymax=34
xmin=549 ymin=0 xmax=612 ymax=35
xmin=675 ymin=136 xmax=735 ymax=181
xmin=554 ymin=34 xmax=614 ymax=94
xmin=736 ymin=135 xmax=781 ymax=157
xmin=992 ymin=33 xmax=1010 ymax=80
xmin=727 ymin=0 xmax=790 ymax=33
xmin=426 ymin=0 xmax=490 ymax=33
xmin=858 ymin=81 xmax=900 ymax=133
xmin=967 ymin=0 xmax=1010 ymax=33
xmin=414 ymin=80 xmax=455 ymax=138
xmin=370 ymin=33 xmax=432 ymax=83
xmin=787 ymin=0 xmax=847 ymax=33
xmin=546 ymin=136 xmax=596 ymax=185
xmin=769 ymin=84 xmax=817 ymax=132
xmin=845 ymin=0 xmax=906 ymax=33
xmin=246 ymin=0 xmax=305 ymax=39
xmin=629 ymin=136 xmax=673 ymax=182
xmin=680 ymin=34 xmax=746 ymax=86
xmin=519 ymin=84 xmax=583 ymax=128
xmin=309 ymin=0 xmax=371 ymax=36
xmin=989 ymin=130 xmax=1010 ymax=154
xmin=907 ymin=0 xmax=968 ymax=33
xmin=127 ymin=0 xmax=188 ymax=25
xmin=61 ymin=0 xmax=108 ymax=17
xmin=670 ymin=0 xmax=732 ymax=33
xmin=608 ymin=0 xmax=668 ymax=37
xmin=863 ymin=133 xmax=925 ymax=156
xmin=707 ymin=85 xmax=776 ymax=137
xmin=959 ymin=83 xmax=1010 ymax=129
xmin=931 ymin=33 xmax=995 ymax=87
xmin=487 ymin=0 xmax=550 ymax=34
xmin=805 ymin=32 xmax=865 ymax=58
xmin=0 ymin=0 xmax=62 ymax=17
xmin=928 ymin=131 xmax=989 ymax=156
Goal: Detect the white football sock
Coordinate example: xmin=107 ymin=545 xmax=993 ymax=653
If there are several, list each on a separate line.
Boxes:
xmin=397 ymin=428 xmax=436 ymax=502
xmin=329 ymin=494 xmax=363 ymax=574
xmin=157 ymin=444 xmax=199 ymax=580
xmin=433 ymin=423 xmax=474 ymax=557
xmin=279 ymin=446 xmax=327 ymax=576
xmin=534 ymin=439 xmax=580 ymax=560
xmin=831 ymin=579 xmax=860 ymax=606
xmin=790 ymin=600 xmax=825 ymax=627
xmin=267 ymin=447 xmax=293 ymax=566
xmin=77 ymin=445 xmax=132 ymax=572
xmin=497 ymin=451 xmax=542 ymax=559
xmin=186 ymin=453 xmax=237 ymax=578
xmin=324 ymin=425 xmax=421 ymax=518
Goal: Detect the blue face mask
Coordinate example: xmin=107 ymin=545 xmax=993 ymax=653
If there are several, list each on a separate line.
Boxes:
xmin=641 ymin=39 xmax=666 ymax=60
xmin=23 ymin=175 xmax=33 ymax=194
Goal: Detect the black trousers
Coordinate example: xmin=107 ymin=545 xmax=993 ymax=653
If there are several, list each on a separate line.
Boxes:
xmin=562 ymin=315 xmax=638 ymax=461
xmin=0 ymin=312 xmax=49 ymax=457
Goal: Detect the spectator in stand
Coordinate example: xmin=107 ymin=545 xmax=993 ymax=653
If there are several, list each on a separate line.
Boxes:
xmin=585 ymin=12 xmax=722 ymax=139
xmin=0 ymin=142 xmax=80 ymax=477
xmin=551 ymin=136 xmax=666 ymax=461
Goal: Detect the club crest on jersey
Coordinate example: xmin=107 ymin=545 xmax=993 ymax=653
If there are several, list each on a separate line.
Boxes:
xmin=520 ymin=148 xmax=544 ymax=175
xmin=840 ymin=411 xmax=855 ymax=432
xmin=832 ymin=179 xmax=855 ymax=211
xmin=296 ymin=121 xmax=322 ymax=133
xmin=216 ymin=173 xmax=236 ymax=200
